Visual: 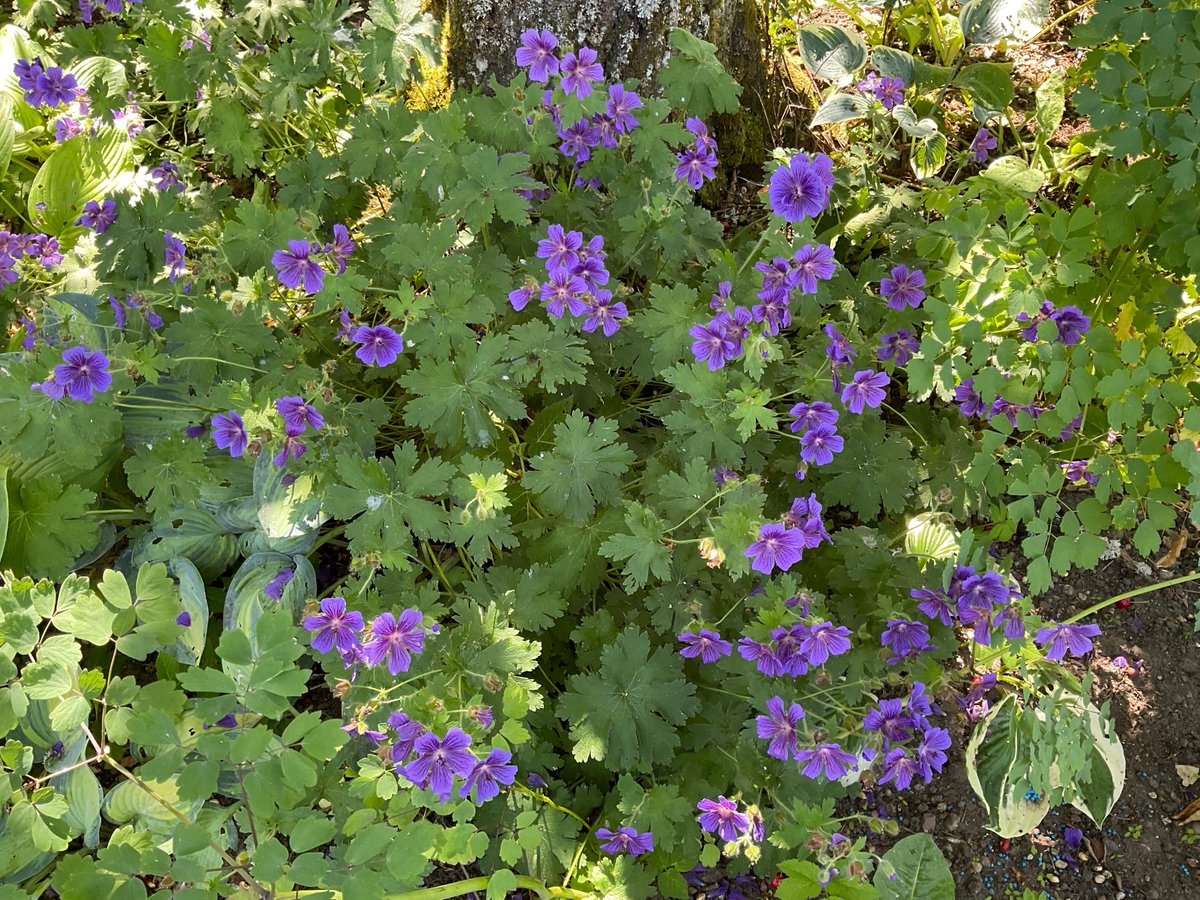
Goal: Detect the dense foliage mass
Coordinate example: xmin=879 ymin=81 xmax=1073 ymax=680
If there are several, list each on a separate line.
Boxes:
xmin=0 ymin=0 xmax=1197 ymax=898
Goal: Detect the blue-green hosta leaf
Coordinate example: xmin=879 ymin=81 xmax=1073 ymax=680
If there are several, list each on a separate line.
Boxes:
xmin=0 ymin=465 xmax=7 ymax=563
xmin=130 ymin=507 xmax=240 ymax=579
xmin=253 ymin=451 xmax=328 ymax=553
xmin=798 ymin=25 xmax=868 ymax=83
xmin=811 ymin=93 xmax=870 ymax=127
xmin=960 ymin=0 xmax=1048 ymax=44
xmin=103 ymin=775 xmax=202 ymax=832
xmin=874 ymin=834 xmax=954 ymax=900
xmin=55 ymin=765 xmax=103 ymax=849
xmin=223 ymin=551 xmax=315 ymax=655
xmin=167 ymin=557 xmax=209 ymax=666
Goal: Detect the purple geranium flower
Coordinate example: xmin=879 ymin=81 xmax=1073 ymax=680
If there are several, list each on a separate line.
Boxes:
xmin=363 ymin=609 xmax=425 ymax=675
xmin=970 ymin=127 xmax=997 ymax=163
xmin=799 ymin=423 xmax=843 ymax=466
xmin=351 ymin=324 xmax=403 ymax=366
xmin=388 ymin=712 xmax=427 ymax=764
xmin=687 ymin=117 xmax=717 ymax=152
xmin=211 ymin=411 xmax=248 ymax=457
xmin=689 ymin=319 xmax=740 ymax=370
xmin=302 ymin=596 xmax=364 ymax=655
xmin=675 ymin=146 xmax=718 ymax=189
xmin=509 ymin=284 xmax=536 ymax=311
xmin=29 ymin=66 xmax=82 ymax=107
xmin=595 ymin=826 xmax=654 ymax=857
xmin=1035 ymin=623 xmax=1101 ymax=660
xmin=515 ymin=28 xmax=559 ymax=82
xmin=824 ymin=323 xmax=856 ymax=365
xmin=559 ymin=47 xmax=603 ymax=98
xmin=537 ymin=223 xmax=583 ymax=276
xmin=881 ymin=618 xmax=933 ymax=664
xmin=264 ymin=567 xmax=295 ymax=602
xmin=54 ymin=116 xmax=83 ymax=142
xmin=272 ymin=240 xmax=326 ymax=295
xmin=150 ymin=160 xmax=183 ymax=191
xmin=878 ymin=328 xmax=920 ymax=366
xmin=791 ymin=243 xmax=836 ymax=294
xmin=880 ymin=265 xmax=927 ymax=310
xmin=1053 ymin=305 xmax=1091 ymax=346
xmin=917 ymin=726 xmax=951 ymax=781
xmin=800 ymin=621 xmax=852 ymax=665
xmin=459 ymin=748 xmax=517 ymax=802
xmin=879 ymin=748 xmax=922 ymax=790
xmin=605 ymin=85 xmax=642 ymax=133
xmin=841 ymin=369 xmax=889 ymax=414
xmin=272 ymin=435 xmax=306 ymax=467
xmin=874 ymin=76 xmax=905 ymax=109
xmin=76 ymin=199 xmax=118 ymax=233
xmin=540 ymin=270 xmax=589 ymax=318
xmin=53 ymin=345 xmax=112 ymax=403
xmin=402 ymin=727 xmax=476 ymax=801
xmin=163 ymin=232 xmax=186 ymax=283
xmin=744 ymin=523 xmax=807 ymax=574
xmin=863 ymin=698 xmax=917 ymax=745
xmin=756 ymin=696 xmax=805 ymax=760
xmin=327 ymin=223 xmax=355 ymax=274
xmin=276 ymin=396 xmax=324 ymax=435
xmin=676 ymin=629 xmax=733 ymax=664
xmin=788 ymin=401 xmax=838 ymax=434
xmin=993 ymin=605 xmax=1025 ymax=640
xmin=796 ymin=743 xmax=857 ymax=780
xmin=696 ymin=796 xmax=749 ymax=842
xmin=26 ymin=234 xmax=63 ymax=267
xmin=768 ymin=153 xmax=833 ymax=222
xmin=954 ymin=378 xmax=986 ymax=418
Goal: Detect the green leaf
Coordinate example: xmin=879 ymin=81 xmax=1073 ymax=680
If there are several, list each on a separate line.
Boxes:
xmin=525 ymin=411 xmax=635 ymax=523
xmin=557 ymin=626 xmax=699 ymax=772
xmin=903 ymin=513 xmax=959 ymax=564
xmin=953 ymin=63 xmax=1015 ymax=113
xmin=874 ymin=834 xmax=954 ymax=900
xmin=487 ymin=869 xmax=519 ymax=900
xmin=656 ymin=29 xmax=743 ymax=117
xmin=979 ymin=155 xmax=1045 ymax=193
xmin=811 ymin=93 xmax=870 ymax=127
xmin=960 ymin=0 xmax=1048 ymax=44
xmin=3 ymin=476 xmax=99 ymax=579
xmin=964 ymin=695 xmax=1049 ymax=837
xmin=797 ymin=25 xmax=868 ymax=82
xmin=28 ymin=126 xmax=134 ymax=231
xmin=507 ymin=320 xmax=591 ymax=393
xmin=0 ymin=97 xmax=12 ymax=179
xmin=203 ymin=103 xmax=264 ymax=175
xmin=598 ymin=503 xmax=673 ymax=590
xmin=1035 ymin=72 xmax=1066 ymax=141
xmin=445 ymin=148 xmax=539 ymax=228
xmin=0 ymin=466 xmax=8 ymax=563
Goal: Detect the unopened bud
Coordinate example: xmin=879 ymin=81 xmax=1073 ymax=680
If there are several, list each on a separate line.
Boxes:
xmin=483 ymin=673 xmax=504 ymax=693
xmin=699 ymin=537 xmax=725 ymax=569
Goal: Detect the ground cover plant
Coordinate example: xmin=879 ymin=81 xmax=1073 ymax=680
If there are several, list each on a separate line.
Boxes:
xmin=0 ymin=0 xmax=1197 ymax=898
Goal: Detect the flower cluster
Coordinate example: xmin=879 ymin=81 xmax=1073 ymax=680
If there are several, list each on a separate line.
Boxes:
xmin=390 ymin=722 xmax=517 ymax=804
xmin=15 ymin=59 xmax=86 ymax=109
xmin=743 ymin=495 xmax=832 ymax=574
xmin=768 ymin=152 xmax=835 ymax=222
xmin=858 ymin=71 xmax=905 ymax=109
xmin=1016 ymin=300 xmax=1091 ymax=346
xmin=79 ymin=0 xmax=143 ymax=23
xmin=738 ymin=619 xmax=852 ymax=677
xmin=31 ymin=346 xmax=113 ymax=403
xmin=952 ymin=377 xmax=1056 ymax=427
xmin=911 ymin=565 xmax=1025 ymax=645
xmin=0 ymin=229 xmax=65 ymax=285
xmin=515 ymin=29 xmax=603 ymax=98
xmin=789 ymin=401 xmax=843 ymax=467
xmin=861 ymin=683 xmax=951 ymax=791
xmin=303 ymin=598 xmax=429 ymax=677
xmin=109 ymin=293 xmax=164 ymax=331
xmin=553 ymin=83 xmax=643 ymax=165
xmin=271 ymin=224 xmax=355 ymax=296
xmin=675 ymin=118 xmax=719 ymax=190
xmin=697 ymin=796 xmax=763 ymax=845
xmin=510 ymin=224 xmax=627 ymax=335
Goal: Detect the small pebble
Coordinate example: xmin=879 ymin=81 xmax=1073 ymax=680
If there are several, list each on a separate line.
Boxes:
xmin=1048 ymin=875 xmax=1061 ymax=884
xmin=1150 ymin=791 xmax=1158 ymax=799
xmin=1117 ymin=892 xmax=1126 ymax=899
xmin=1055 ymin=860 xmax=1069 ymax=870
xmin=1095 ymin=874 xmax=1107 ymax=884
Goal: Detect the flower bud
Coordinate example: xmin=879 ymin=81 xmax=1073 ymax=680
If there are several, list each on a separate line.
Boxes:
xmin=699 ymin=537 xmax=725 ymax=569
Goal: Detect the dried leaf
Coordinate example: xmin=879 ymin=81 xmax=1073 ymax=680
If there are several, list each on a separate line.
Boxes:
xmin=1155 ymin=530 xmax=1188 ymax=568
xmin=1171 ymin=797 xmax=1200 ymax=826
xmin=1177 ymin=764 xmax=1199 ymax=787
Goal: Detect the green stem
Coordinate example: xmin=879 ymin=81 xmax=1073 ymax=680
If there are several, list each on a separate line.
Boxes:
xmin=1022 ymin=0 xmax=1099 ymax=45
xmin=1064 ymin=571 xmax=1200 ymax=624
xmin=284 ymin=879 xmax=587 ymax=900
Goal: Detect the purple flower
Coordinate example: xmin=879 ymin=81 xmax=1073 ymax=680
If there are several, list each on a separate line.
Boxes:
xmin=841 ymin=369 xmax=889 ymax=414
xmin=28 ymin=66 xmax=82 ymax=107
xmin=696 ymin=796 xmax=750 ymax=842
xmin=26 ymin=234 xmax=63 ymax=267
xmin=675 ymin=146 xmax=718 ymax=189
xmin=1061 ymin=459 xmax=1097 ymax=485
xmin=881 ymin=619 xmax=933 ymax=664
xmin=54 ymin=116 xmax=83 ymax=142
xmin=994 ymin=605 xmax=1025 ymax=640
xmin=211 ymin=411 xmax=248 ymax=457
xmin=559 ymin=47 xmax=603 ymax=98
xmin=328 ymin=224 xmax=355 ymax=274
xmin=791 ymin=243 xmax=836 ymax=294
xmin=751 ymin=287 xmax=791 ymax=335
xmin=687 ymin=117 xmax=717 ymax=153
xmin=1035 ymin=623 xmax=1101 ymax=660
xmin=911 ymin=587 xmax=955 ymax=626
xmin=879 ymin=748 xmax=921 ymax=790
xmin=163 ymin=232 xmax=186 ymax=283
xmin=150 ymin=161 xmax=183 ymax=191
xmin=1064 ymin=827 xmax=1083 ymax=851
xmin=799 ymin=423 xmax=843 ymax=466
xmin=788 ymin=401 xmax=838 ymax=434
xmin=557 ymin=118 xmax=600 ymax=161
xmin=515 ymin=28 xmax=559 ymax=82
xmin=351 ymin=324 xmax=403 ymax=366
xmin=388 ymin=712 xmax=427 ymax=764
xmin=276 ymin=396 xmax=324 ymax=435
xmin=824 ymin=323 xmax=856 ymax=365
xmin=756 ymin=696 xmax=805 ymax=760
xmin=713 ymin=466 xmax=738 ymax=485
xmin=673 ymin=628 xmax=731 ymax=668
xmin=540 ymin=270 xmax=589 ymax=318
xmin=768 ymin=153 xmax=833 ymax=222
xmin=536 ymin=224 xmax=583 ymax=276
xmin=302 ymin=596 xmax=365 ymax=655
xmin=401 ymin=727 xmax=476 ymax=801
xmin=76 ymin=199 xmax=118 ymax=233
xmin=954 ymin=378 xmax=986 ymax=418
xmin=957 ymin=571 xmax=1009 ymax=609
xmin=744 ymin=523 xmax=807 ymax=574
xmin=1053 ymin=305 xmax=1091 ymax=346
xmin=470 ymin=706 xmax=493 ymax=729
xmin=272 ymin=240 xmax=326 ymax=295
xmin=459 ymin=748 xmax=517 ymax=802
xmin=509 ymin=284 xmax=536 ymax=311
xmin=796 ymin=743 xmax=857 ymax=780
xmin=917 ymin=726 xmax=951 ymax=781
xmin=264 ymin=567 xmax=295 ymax=602
xmin=53 ymin=345 xmax=112 ymax=402
xmin=595 ymin=826 xmax=654 ymax=857
xmin=874 ymin=76 xmax=905 ymax=109
xmin=605 ymin=85 xmax=642 ymax=133
xmin=363 ymin=609 xmax=425 ymax=675
xmin=176 ymin=611 xmax=191 ymax=627
xmin=738 ymin=638 xmax=784 ymax=677
xmin=880 ymin=265 xmax=926 ymax=310
xmin=689 ymin=319 xmax=740 ymax=370
xmin=800 ymin=621 xmax=852 ymax=665
xmin=864 ymin=698 xmax=917 ymax=745
xmin=878 ymin=328 xmax=920 ymax=366
xmin=970 ymin=127 xmax=997 ymax=163
xmin=272 ymin=435 xmax=306 ymax=467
